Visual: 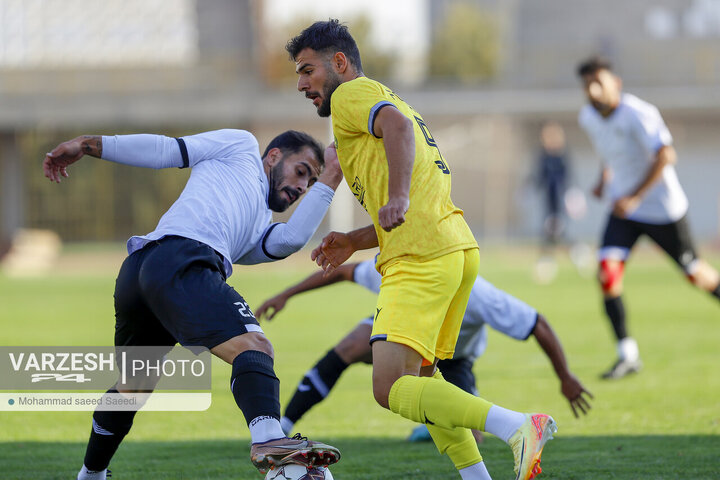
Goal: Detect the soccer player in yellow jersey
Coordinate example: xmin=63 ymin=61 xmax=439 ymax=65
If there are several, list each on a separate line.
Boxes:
xmin=287 ymin=20 xmax=557 ymax=480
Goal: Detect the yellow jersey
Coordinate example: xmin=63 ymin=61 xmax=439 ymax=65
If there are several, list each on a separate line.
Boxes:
xmin=330 ymin=76 xmax=477 ymax=270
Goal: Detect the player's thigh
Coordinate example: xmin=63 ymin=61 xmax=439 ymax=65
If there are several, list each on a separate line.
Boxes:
xmin=335 ymin=318 xmax=373 ymax=364
xmin=114 ymin=250 xmax=176 ymax=348
xmin=435 ymin=248 xmax=480 ymax=360
xmin=371 ymin=250 xmax=469 ymax=363
xmin=139 ymin=237 xmax=264 ymax=351
xmin=599 ymin=215 xmax=641 ymax=263
xmin=644 ymin=216 xmax=699 ymax=274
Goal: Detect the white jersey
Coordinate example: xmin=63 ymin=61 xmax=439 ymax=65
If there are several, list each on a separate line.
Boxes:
xmin=352 ymin=259 xmax=538 ymax=361
xmin=579 ymin=93 xmax=688 ymax=224
xmin=103 ymin=129 xmax=334 ymax=277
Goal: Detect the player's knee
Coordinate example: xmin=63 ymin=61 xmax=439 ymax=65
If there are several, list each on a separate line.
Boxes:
xmin=211 ymin=333 xmax=273 ymax=364
xmin=334 ymin=340 xmax=371 ymax=365
xmin=599 ymin=259 xmax=624 ymax=295
xmin=684 ymin=260 xmax=720 ymax=290
xmin=371 ymin=379 xmax=392 ymax=409
xmin=335 ymin=323 xmax=373 ymax=364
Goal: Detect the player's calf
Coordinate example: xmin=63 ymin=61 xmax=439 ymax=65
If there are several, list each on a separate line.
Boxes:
xmin=684 ymin=259 xmax=720 ymax=300
xmin=282 ymin=349 xmax=349 ymax=435
xmin=78 ymin=391 xmax=137 ymax=480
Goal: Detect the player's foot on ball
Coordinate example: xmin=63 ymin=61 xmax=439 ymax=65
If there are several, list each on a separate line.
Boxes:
xmin=600 ymin=357 xmax=642 ymax=380
xmin=250 ymin=433 xmax=340 ymax=474
xmin=508 ymin=413 xmax=557 ymax=480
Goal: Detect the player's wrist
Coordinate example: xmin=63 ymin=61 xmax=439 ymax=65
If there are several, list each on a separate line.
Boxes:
xmin=317 ymin=170 xmax=343 ymax=190
xmin=77 ymin=135 xmax=103 ymax=158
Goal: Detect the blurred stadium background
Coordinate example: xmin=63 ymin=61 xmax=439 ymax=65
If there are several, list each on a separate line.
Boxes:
xmin=2 ymin=2 xmax=720 ymax=478
xmin=1 ymin=0 xmax=720 ymax=266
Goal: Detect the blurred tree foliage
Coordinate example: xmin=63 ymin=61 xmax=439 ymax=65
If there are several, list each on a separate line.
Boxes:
xmin=260 ymin=15 xmax=396 ymax=86
xmin=429 ymin=2 xmax=499 ymax=84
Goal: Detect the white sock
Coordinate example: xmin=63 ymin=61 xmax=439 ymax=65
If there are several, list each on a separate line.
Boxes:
xmin=248 ymin=415 xmax=286 ymax=444
xmin=484 ymin=405 xmax=525 ymax=443
xmin=77 ymin=465 xmax=106 ymax=480
xmin=280 ymin=416 xmax=294 ymax=436
xmin=459 ymin=461 xmax=492 ymax=479
xmin=618 ymin=337 xmax=639 ymax=362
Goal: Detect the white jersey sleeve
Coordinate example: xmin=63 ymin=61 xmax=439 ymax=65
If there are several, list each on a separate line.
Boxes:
xmin=235 ymin=183 xmax=335 ymax=264
xmin=102 ymin=134 xmax=185 ymax=169
xmin=352 ymin=257 xmax=382 ymax=294
xmin=464 ymin=276 xmax=537 ymax=341
xmin=627 ymin=99 xmax=672 ymax=155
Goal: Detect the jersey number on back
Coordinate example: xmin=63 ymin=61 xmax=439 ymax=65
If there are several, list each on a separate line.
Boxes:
xmin=414 ymin=116 xmax=450 ymax=174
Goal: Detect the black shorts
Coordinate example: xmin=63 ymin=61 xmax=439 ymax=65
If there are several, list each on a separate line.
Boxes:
xmin=114 ymin=236 xmax=261 ymax=349
xmin=600 ymin=214 xmax=698 ymax=272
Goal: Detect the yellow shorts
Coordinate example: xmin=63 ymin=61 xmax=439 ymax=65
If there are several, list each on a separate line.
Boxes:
xmin=370 ymin=248 xmax=480 ymax=363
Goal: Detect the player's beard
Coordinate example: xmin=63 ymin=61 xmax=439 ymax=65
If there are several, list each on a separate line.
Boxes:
xmin=317 ymin=71 xmax=342 ymax=118
xmin=267 ymin=161 xmax=300 ymax=212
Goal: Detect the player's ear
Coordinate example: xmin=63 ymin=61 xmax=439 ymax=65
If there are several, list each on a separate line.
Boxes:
xmin=333 ymin=52 xmax=348 ymax=74
xmin=265 ymin=147 xmax=282 ymax=167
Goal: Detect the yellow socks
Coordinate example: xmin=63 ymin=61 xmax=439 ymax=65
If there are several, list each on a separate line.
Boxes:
xmin=428 ymin=423 xmax=482 ymax=469
xmin=388 ymin=372 xmax=491 ymax=470
xmin=388 ymin=374 xmax=493 ymax=431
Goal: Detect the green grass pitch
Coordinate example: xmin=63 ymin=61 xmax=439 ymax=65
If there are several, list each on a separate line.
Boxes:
xmin=1 ymin=245 xmax=719 ymax=479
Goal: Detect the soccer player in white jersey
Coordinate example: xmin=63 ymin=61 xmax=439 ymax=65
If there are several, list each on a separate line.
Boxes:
xmin=254 ymin=257 xmax=592 ymax=440
xmin=577 ymin=57 xmax=720 ymax=379
xmin=43 ymin=130 xmax=344 ymax=478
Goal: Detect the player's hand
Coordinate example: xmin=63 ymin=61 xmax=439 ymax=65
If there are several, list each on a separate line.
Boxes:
xmin=254 ymin=295 xmax=288 ymax=322
xmin=311 ymin=231 xmax=354 ymax=276
xmin=612 ymin=195 xmax=640 ymax=218
xmin=561 ymin=373 xmax=593 ymax=418
xmin=317 ymin=143 xmax=344 ymax=190
xmin=591 ymin=182 xmax=604 ymax=199
xmin=43 ymin=138 xmax=85 ymax=183
xmin=378 ymin=196 xmax=409 ymax=232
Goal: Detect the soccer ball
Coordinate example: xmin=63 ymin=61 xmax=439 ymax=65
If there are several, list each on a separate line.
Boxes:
xmin=264 ymin=464 xmax=334 ymax=480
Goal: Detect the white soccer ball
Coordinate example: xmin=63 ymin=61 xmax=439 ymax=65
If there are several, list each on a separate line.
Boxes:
xmin=265 ymin=464 xmax=334 ymax=480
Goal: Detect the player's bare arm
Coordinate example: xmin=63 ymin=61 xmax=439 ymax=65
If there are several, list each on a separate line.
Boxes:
xmin=592 ymin=165 xmax=610 ymax=199
xmin=613 ymin=145 xmax=676 ymax=218
xmin=311 ymin=225 xmax=378 ymax=274
xmin=43 ymin=135 xmax=103 ymax=183
xmin=255 ymin=263 xmax=357 ymax=321
xmin=532 ymin=315 xmax=593 ymax=417
xmin=372 ymin=105 xmax=414 ymax=232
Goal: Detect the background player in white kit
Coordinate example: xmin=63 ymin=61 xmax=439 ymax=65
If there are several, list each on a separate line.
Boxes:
xmin=577 ymin=57 xmax=720 ymax=379
xmin=255 ymin=256 xmax=592 ymax=440
xmin=43 ymin=129 xmax=344 ymax=478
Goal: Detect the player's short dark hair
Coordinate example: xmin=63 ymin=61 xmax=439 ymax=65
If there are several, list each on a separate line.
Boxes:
xmin=263 ymin=130 xmax=325 ymax=168
xmin=577 ymin=56 xmax=613 ymax=77
xmin=285 ymin=18 xmax=363 ymax=72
